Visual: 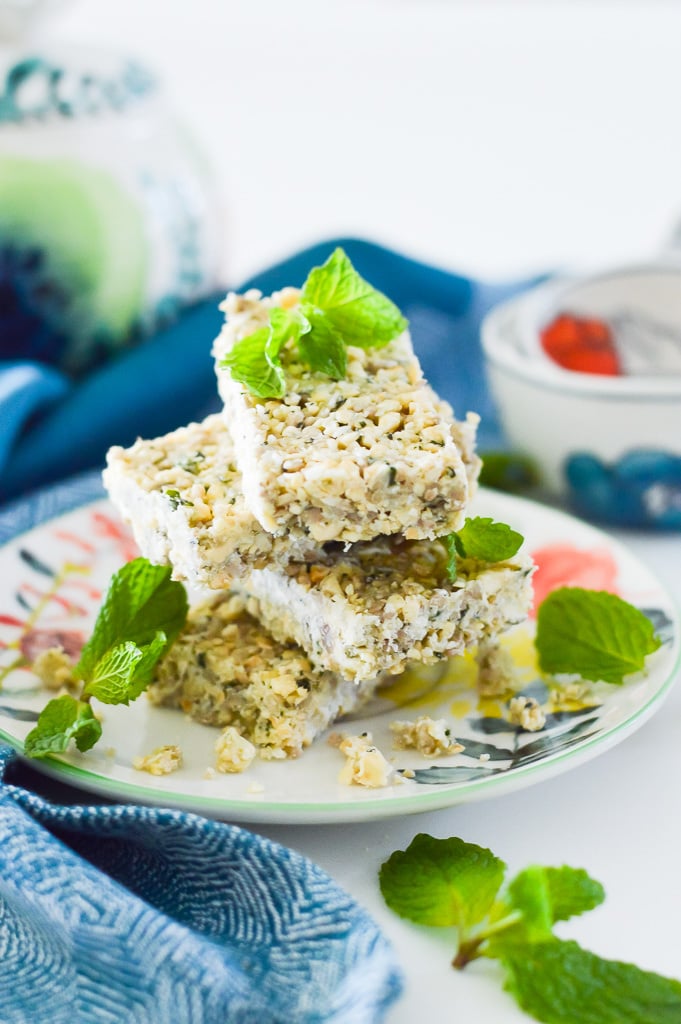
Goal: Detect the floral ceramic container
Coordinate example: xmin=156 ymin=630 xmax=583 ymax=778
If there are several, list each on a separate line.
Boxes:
xmin=482 ymin=265 xmax=681 ymax=528
xmin=0 ymin=44 xmax=223 ymax=374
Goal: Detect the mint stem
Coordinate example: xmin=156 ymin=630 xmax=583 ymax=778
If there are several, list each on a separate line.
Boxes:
xmin=453 ymin=911 xmax=523 ymax=970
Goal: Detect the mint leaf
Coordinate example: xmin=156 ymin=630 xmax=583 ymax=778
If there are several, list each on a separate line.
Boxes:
xmin=455 ymin=517 xmax=524 ymax=562
xmin=379 ymin=833 xmax=505 ymax=930
xmin=505 ymin=866 xmax=554 ymax=943
xmin=76 ymin=558 xmax=188 ymax=682
xmin=82 ymin=632 xmax=166 ymax=705
xmin=501 ymin=939 xmax=681 ymax=1024
xmin=221 ymin=325 xmax=286 ymax=399
xmin=536 ymin=587 xmax=661 ymax=685
xmin=445 ymin=517 xmax=524 ymax=580
xmin=24 ymin=695 xmax=102 ymax=758
xmin=444 ymin=534 xmax=459 ymax=581
xmin=540 ymin=866 xmax=606 ymax=923
xmin=298 ymin=305 xmax=348 ymax=378
xmin=301 ymin=247 xmax=407 ymax=349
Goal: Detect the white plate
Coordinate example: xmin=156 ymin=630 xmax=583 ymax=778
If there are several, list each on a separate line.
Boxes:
xmin=0 ymin=489 xmax=678 ymax=824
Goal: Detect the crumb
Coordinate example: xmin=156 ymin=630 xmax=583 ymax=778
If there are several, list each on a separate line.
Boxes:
xmin=549 ymin=681 xmax=589 ymax=707
xmin=215 ymin=726 xmax=256 ymax=774
xmin=104 ymin=747 xmax=116 ymax=761
xmin=133 ymin=745 xmax=183 ymax=776
xmin=32 ymin=647 xmax=78 ymax=691
xmin=338 ymin=733 xmax=394 ymax=788
xmin=476 ymin=640 xmax=518 ymax=696
xmin=203 ymin=767 xmax=216 ymax=780
xmin=390 ymin=716 xmax=464 ymax=757
xmin=246 ymin=781 xmax=265 ymax=794
xmin=479 ymin=752 xmax=490 ymax=762
xmin=508 ymin=695 xmax=546 ymax=732
xmin=402 ymin=768 xmax=416 ymax=779
xmin=327 ymin=731 xmax=344 ymax=749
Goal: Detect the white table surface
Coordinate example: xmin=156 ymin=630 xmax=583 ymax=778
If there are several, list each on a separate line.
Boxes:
xmin=33 ymin=1 xmax=681 ymax=1017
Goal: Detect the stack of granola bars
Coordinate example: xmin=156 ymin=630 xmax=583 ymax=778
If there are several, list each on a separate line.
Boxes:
xmin=104 ymin=257 xmax=533 ymax=763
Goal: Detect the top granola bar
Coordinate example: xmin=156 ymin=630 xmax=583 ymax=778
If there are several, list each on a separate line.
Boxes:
xmin=213 ymin=287 xmax=472 ymax=544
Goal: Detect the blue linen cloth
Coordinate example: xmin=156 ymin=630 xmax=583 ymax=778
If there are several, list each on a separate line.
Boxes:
xmin=0 ymin=750 xmax=400 ymax=1024
xmin=0 ymin=237 xmax=543 ymax=503
xmin=0 ymin=239 xmax=542 ymax=1023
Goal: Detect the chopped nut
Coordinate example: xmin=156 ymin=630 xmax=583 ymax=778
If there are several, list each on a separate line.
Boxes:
xmin=508 ymin=696 xmax=546 ymax=732
xmin=32 ymin=647 xmax=78 ymax=691
xmin=215 ymin=726 xmax=256 ymax=774
xmin=390 ymin=716 xmax=464 ymax=757
xmin=337 ymin=733 xmax=394 ymax=788
xmin=133 ymin=745 xmax=183 ymax=776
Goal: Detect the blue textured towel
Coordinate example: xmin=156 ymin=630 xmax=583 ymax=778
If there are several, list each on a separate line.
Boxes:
xmin=0 ymin=240 xmax=541 ymax=1023
xmin=0 ymin=237 xmax=543 ymax=503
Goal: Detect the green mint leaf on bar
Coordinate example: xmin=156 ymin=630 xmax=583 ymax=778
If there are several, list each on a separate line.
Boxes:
xmin=379 ymin=834 xmax=681 ymax=1023
xmin=301 ymin=247 xmax=407 ymax=350
xmin=535 ymin=587 xmax=661 ymax=685
xmin=77 ymin=558 xmax=187 ymax=682
xmin=445 ymin=517 xmax=524 ymax=580
xmin=221 ymin=325 xmax=286 ymax=399
xmin=298 ymin=305 xmax=348 ymax=378
xmin=455 ymin=517 xmax=524 ymax=562
xmin=223 ymin=247 xmax=407 ymax=395
xmin=444 ymin=534 xmax=459 ymax=581
xmin=501 ymin=939 xmax=681 ymax=1024
xmin=24 ymin=695 xmax=102 ymax=758
xmin=379 ymin=833 xmax=505 ymax=930
xmin=82 ymin=632 xmax=166 ymax=705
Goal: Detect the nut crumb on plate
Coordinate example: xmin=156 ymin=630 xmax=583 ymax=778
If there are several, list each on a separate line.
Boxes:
xmin=337 ymin=732 xmax=394 ymax=788
xmin=133 ymin=745 xmax=183 ymax=776
xmin=32 ymin=647 xmax=78 ymax=691
xmin=390 ymin=716 xmax=464 ymax=757
xmin=215 ymin=726 xmax=257 ymax=774
xmin=508 ymin=695 xmax=546 ymax=732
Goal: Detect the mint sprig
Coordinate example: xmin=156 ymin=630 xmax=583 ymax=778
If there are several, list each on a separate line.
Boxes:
xmin=445 ymin=516 xmax=524 ymax=581
xmin=24 ymin=558 xmax=188 ymax=760
xmin=536 ymin=587 xmax=661 ymax=685
xmin=380 ymin=834 xmax=681 ymax=1023
xmin=24 ymin=695 xmax=102 ymax=758
xmin=221 ymin=247 xmax=407 ymax=398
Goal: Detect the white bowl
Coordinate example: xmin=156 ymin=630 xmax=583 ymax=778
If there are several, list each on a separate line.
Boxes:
xmin=481 ymin=265 xmax=681 ymax=528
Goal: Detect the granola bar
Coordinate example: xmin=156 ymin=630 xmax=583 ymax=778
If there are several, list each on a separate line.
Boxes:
xmin=103 ymin=415 xmax=324 ymax=587
xmin=213 ymin=288 xmax=472 ymax=543
xmin=241 ymin=539 xmax=533 ymax=682
xmin=148 ymin=592 xmax=381 ymax=759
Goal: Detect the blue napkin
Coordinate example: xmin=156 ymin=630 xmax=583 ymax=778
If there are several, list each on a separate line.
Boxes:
xmin=0 ymin=749 xmax=400 ymax=1024
xmin=0 ymin=237 xmax=543 ymax=503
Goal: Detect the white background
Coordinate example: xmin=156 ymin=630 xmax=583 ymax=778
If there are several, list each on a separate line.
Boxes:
xmin=45 ymin=2 xmax=681 ymax=1019
xmin=51 ymin=0 xmax=681 ymax=284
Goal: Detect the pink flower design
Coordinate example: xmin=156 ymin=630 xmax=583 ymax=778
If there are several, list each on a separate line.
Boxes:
xmin=530 ymin=543 xmax=620 ymax=615
xmin=19 ymin=628 xmax=85 ymax=662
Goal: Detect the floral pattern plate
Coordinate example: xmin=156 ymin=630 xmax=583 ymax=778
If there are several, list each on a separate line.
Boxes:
xmin=0 ymin=487 xmax=678 ymax=824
